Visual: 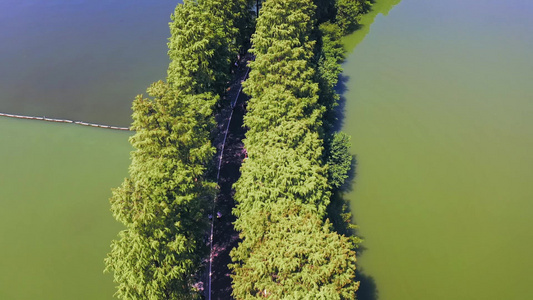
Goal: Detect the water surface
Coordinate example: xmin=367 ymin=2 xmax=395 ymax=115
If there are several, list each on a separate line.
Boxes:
xmin=0 ymin=1 xmax=174 ymax=298
xmin=342 ymin=1 xmax=533 ymax=299
xmin=0 ymin=0 xmax=176 ymax=126
xmin=0 ymin=118 xmax=131 ymax=299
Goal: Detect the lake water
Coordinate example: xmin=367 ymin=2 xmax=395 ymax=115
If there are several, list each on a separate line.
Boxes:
xmin=342 ymin=1 xmax=533 ymax=299
xmin=0 ymin=1 xmax=176 ymax=299
xmin=0 ymin=0 xmax=176 ymax=127
xmin=0 ymin=118 xmax=131 ymax=299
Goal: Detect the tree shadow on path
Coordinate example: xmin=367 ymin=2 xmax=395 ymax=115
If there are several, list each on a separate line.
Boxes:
xmin=210 ymin=98 xmax=247 ymax=299
xmin=208 ymin=57 xmax=251 ymax=298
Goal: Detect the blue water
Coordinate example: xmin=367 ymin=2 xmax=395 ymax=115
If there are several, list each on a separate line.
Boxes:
xmin=0 ymin=0 xmax=177 ymax=126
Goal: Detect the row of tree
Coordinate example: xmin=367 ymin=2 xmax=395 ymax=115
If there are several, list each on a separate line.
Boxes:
xmin=317 ymin=15 xmax=361 ymax=243
xmin=104 ymin=0 xmax=368 ymax=298
xmin=230 ymin=0 xmax=365 ymax=298
xmin=104 ymin=0 xmax=253 ymax=299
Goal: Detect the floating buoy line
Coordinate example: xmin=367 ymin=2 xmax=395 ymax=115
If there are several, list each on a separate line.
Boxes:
xmin=0 ymin=112 xmax=130 ymax=131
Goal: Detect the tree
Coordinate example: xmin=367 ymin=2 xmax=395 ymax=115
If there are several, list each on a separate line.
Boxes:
xmin=167 ymin=0 xmax=225 ymax=94
xmin=105 ymin=82 xmax=217 ymax=299
xmin=106 ymin=0 xmax=255 ymax=297
xmin=230 ymin=0 xmax=359 ymax=298
xmin=232 ymin=204 xmax=358 ymax=299
xmin=335 ymin=0 xmax=363 ymax=34
xmin=315 ymin=21 xmax=345 ymax=131
xmin=167 ymin=0 xmax=255 ymax=96
xmin=327 ymin=132 xmax=353 ymax=189
xmin=314 ymin=0 xmax=337 ymax=24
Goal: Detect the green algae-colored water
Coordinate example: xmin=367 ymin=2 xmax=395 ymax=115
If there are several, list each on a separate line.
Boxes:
xmin=0 ymin=118 xmax=131 ymax=299
xmin=342 ymin=1 xmax=533 ymax=299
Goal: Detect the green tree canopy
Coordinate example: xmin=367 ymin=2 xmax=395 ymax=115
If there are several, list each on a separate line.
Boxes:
xmin=105 ymin=82 xmax=216 ymax=299
xmin=106 ymin=1 xmax=254 ymax=297
xmin=232 ymin=204 xmax=358 ymax=299
xmin=230 ymin=0 xmax=359 ymax=298
xmin=335 ymin=0 xmax=364 ymax=34
xmin=167 ymin=0 xmax=253 ymax=95
xmin=327 ymin=132 xmax=353 ymax=188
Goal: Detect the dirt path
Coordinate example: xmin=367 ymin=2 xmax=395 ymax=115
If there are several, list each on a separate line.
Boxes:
xmin=204 ymin=56 xmax=250 ymax=299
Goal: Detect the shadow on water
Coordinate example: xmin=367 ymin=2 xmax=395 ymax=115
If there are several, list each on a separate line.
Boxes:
xmin=329 ymin=1 xmax=403 ymax=299
xmin=357 ymin=270 xmax=379 ymax=300
xmin=328 ymin=157 xmax=379 ymax=300
xmin=332 ymin=74 xmax=350 ymax=133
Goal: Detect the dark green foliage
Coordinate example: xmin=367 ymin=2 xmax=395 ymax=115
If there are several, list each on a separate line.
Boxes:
xmin=335 ymin=0 xmax=364 ymax=34
xmin=327 ymin=132 xmax=353 ymax=188
xmin=318 ymin=22 xmax=345 ymax=86
xmin=315 ymin=21 xmax=353 ymax=190
xmin=316 ymin=21 xmax=344 ymax=130
xmin=314 ymin=0 xmax=337 ymax=23
xmin=327 ymin=191 xmax=363 ymax=248
xmin=316 ymin=12 xmax=362 ymax=252
xmin=231 ymin=0 xmax=256 ymax=52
